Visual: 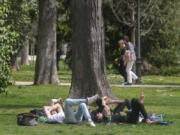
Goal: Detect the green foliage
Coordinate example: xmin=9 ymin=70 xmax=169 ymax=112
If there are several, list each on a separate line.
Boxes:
xmin=56 ymin=0 xmax=71 ymax=49
xmin=0 ymin=0 xmax=37 ymax=93
xmin=103 ymin=0 xmax=180 ymax=74
xmin=0 ymin=0 xmax=19 ymax=93
xmin=141 ymin=0 xmax=180 ymax=70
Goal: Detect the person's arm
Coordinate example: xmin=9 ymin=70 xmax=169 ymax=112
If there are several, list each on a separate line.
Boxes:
xmin=50 ymin=98 xmax=62 ymax=106
xmin=103 ymin=97 xmax=125 ymax=105
xmin=146 ymin=118 xmax=158 ymax=125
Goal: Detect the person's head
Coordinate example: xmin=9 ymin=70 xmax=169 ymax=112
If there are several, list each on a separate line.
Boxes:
xmin=123 ymin=35 xmax=129 ymax=44
xmin=118 ymin=40 xmax=125 ymax=48
xmin=50 ymin=110 xmax=57 ymax=115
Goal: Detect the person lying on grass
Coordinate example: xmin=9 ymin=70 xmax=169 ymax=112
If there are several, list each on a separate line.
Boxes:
xmin=43 ymin=95 xmax=99 ymax=127
xmin=90 ymin=96 xmax=131 ymax=123
xmin=43 ymin=98 xmax=65 ymax=124
xmin=91 ymin=93 xmax=158 ymax=125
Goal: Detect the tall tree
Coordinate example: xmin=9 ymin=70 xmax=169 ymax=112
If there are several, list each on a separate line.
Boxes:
xmin=21 ymin=40 xmax=29 ymax=65
xmin=69 ymin=0 xmax=116 ymax=98
xmin=34 ymin=0 xmax=59 ymax=84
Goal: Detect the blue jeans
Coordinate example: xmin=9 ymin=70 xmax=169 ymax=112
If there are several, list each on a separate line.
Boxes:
xmin=64 ymin=98 xmax=91 ymax=124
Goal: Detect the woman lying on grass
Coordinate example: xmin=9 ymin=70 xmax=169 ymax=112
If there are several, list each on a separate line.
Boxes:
xmin=43 ymin=95 xmax=98 ymax=127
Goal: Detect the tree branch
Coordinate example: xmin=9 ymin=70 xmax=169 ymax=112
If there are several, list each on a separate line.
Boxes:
xmin=110 ymin=1 xmax=133 ymax=27
xmin=141 ymin=21 xmax=155 ymax=36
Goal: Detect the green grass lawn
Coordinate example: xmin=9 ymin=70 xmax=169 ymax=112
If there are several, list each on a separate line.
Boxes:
xmin=0 ymin=85 xmax=180 ymax=135
xmin=12 ymin=61 xmax=180 ymax=85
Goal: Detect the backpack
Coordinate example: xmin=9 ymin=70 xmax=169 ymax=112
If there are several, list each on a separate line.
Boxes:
xmin=123 ymin=50 xmax=132 ymax=66
xmin=17 ymin=113 xmax=38 ymax=126
xmin=29 ymin=109 xmax=45 ymax=117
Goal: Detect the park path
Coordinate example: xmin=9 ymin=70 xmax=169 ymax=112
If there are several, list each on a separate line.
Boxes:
xmin=14 ymin=81 xmax=180 ymax=88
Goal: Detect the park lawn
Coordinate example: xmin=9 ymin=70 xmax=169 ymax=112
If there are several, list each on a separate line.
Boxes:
xmin=12 ymin=62 xmax=180 ymax=85
xmin=0 ymin=85 xmax=180 ymax=135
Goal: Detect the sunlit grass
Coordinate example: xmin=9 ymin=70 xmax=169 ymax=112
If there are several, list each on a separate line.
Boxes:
xmin=0 ymin=85 xmax=180 ymax=135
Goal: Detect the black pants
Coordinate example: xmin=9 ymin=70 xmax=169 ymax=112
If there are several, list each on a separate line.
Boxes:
xmin=127 ymin=98 xmax=148 ymax=124
xmin=119 ymin=65 xmax=127 ymax=82
xmin=112 ymin=98 xmax=148 ymax=124
xmin=113 ymin=99 xmax=131 ymax=114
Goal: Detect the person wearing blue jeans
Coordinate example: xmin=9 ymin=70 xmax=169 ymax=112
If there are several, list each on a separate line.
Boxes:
xmin=64 ymin=95 xmax=98 ymax=127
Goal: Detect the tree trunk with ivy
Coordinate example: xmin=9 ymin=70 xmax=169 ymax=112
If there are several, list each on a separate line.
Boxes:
xmin=34 ymin=0 xmax=59 ymax=85
xmin=69 ymin=0 xmax=116 ymax=99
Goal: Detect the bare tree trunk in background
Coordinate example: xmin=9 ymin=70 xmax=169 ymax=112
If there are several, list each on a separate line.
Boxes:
xmin=34 ymin=0 xmax=59 ymax=85
xmin=131 ymin=8 xmax=136 ymax=46
xmin=21 ymin=39 xmax=29 ymax=65
xmin=69 ymin=0 xmax=117 ymax=99
xmin=11 ymin=56 xmax=20 ymax=71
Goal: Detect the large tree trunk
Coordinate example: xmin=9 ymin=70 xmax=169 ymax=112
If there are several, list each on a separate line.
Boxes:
xmin=21 ymin=39 xmax=29 ymax=65
xmin=69 ymin=0 xmax=116 ymax=99
xmin=34 ymin=0 xmax=59 ymax=85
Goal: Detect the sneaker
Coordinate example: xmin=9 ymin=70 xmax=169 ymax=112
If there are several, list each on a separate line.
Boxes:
xmin=87 ymin=94 xmax=99 ymax=105
xmin=87 ymin=120 xmax=96 ymax=127
xmin=124 ymin=83 xmax=132 ymax=85
xmin=121 ymin=82 xmax=128 ymax=85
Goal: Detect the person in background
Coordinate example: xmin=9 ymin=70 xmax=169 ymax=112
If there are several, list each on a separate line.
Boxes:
xmin=123 ymin=35 xmax=138 ymax=85
xmin=117 ymin=40 xmax=129 ymax=85
xmin=56 ymin=48 xmax=61 ymax=71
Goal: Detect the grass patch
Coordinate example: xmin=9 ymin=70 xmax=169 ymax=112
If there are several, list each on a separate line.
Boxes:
xmin=0 ymin=85 xmax=180 ymax=135
xmin=12 ymin=61 xmax=180 ymax=85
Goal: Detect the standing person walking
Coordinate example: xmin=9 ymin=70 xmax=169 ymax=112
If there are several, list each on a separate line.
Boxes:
xmin=123 ymin=35 xmax=138 ymax=85
xmin=117 ymin=40 xmax=128 ymax=85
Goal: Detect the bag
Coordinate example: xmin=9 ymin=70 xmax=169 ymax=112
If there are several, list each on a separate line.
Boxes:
xmin=17 ymin=113 xmax=38 ymax=126
xmin=123 ymin=50 xmax=132 ymax=66
xmin=29 ymin=109 xmax=45 ymax=117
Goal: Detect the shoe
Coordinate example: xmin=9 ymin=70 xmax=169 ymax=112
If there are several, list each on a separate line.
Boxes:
xmin=157 ymin=120 xmax=168 ymax=126
xmin=87 ymin=120 xmax=96 ymax=127
xmin=87 ymin=94 xmax=99 ymax=105
xmin=121 ymin=82 xmax=128 ymax=85
xmin=124 ymin=83 xmax=132 ymax=85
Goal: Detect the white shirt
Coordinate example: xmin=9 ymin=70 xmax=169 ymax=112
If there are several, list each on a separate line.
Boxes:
xmin=47 ymin=111 xmax=65 ymax=123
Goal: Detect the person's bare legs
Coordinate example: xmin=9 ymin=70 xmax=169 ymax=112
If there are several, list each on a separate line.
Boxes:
xmin=102 ymin=96 xmax=125 ymax=105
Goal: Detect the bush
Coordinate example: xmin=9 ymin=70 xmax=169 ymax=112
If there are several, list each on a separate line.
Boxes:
xmin=142 ymin=65 xmax=180 ymax=76
xmin=0 ymin=1 xmax=18 ymax=93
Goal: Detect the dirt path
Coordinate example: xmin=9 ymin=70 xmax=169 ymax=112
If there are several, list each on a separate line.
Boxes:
xmin=14 ymin=81 xmax=180 ymax=88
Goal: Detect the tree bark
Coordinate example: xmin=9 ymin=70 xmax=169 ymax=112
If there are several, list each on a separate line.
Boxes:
xmin=69 ymin=0 xmax=116 ymax=99
xmin=34 ymin=0 xmax=59 ymax=85
xmin=21 ymin=39 xmax=29 ymax=65
xmin=11 ymin=56 xmax=20 ymax=71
